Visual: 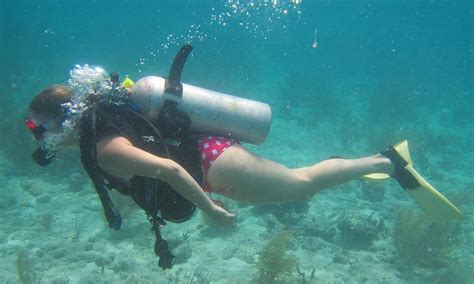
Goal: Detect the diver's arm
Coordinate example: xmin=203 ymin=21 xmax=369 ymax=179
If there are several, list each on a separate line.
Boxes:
xmin=96 ymin=136 xmax=235 ymax=226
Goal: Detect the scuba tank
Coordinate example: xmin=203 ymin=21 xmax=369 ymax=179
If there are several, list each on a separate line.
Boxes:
xmin=130 ymin=45 xmax=272 ymax=145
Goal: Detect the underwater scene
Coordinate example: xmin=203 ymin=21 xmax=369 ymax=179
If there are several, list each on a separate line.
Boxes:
xmin=1 ymin=0 xmax=473 ymax=283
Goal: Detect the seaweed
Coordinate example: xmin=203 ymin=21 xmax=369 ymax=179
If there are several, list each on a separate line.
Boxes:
xmin=394 ymin=208 xmax=472 ymax=282
xmin=252 ymin=230 xmax=298 ymax=284
xmin=395 ymin=208 xmax=462 ymax=267
xmin=16 ymin=250 xmax=44 ymax=284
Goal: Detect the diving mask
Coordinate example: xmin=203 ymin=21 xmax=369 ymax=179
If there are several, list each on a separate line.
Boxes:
xmin=25 ymin=117 xmax=48 ymax=141
xmin=25 ymin=115 xmax=65 ymax=141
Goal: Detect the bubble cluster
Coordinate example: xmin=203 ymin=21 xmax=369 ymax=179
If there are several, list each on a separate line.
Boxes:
xmin=210 ymin=0 xmax=303 ymax=38
xmin=68 ymin=64 xmax=112 ymax=108
xmin=41 ymin=65 xmax=114 ymax=150
xmin=135 ymin=23 xmax=208 ymax=72
xmin=137 ymin=0 xmax=303 ymax=69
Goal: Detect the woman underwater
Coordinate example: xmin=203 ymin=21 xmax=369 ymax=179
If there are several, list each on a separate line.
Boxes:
xmin=25 ymin=48 xmax=461 ymax=269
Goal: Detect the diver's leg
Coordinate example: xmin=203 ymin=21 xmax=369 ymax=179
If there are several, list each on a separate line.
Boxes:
xmin=206 ymin=144 xmax=393 ymax=204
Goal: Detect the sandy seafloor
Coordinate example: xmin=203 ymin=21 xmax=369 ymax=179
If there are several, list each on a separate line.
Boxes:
xmin=1 ymin=1 xmax=473 ymax=283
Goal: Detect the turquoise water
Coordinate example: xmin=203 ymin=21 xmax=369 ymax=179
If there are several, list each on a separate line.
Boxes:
xmin=1 ymin=1 xmax=473 ymax=283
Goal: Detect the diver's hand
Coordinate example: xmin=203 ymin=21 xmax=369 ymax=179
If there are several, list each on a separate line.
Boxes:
xmin=207 ymin=204 xmax=236 ymax=227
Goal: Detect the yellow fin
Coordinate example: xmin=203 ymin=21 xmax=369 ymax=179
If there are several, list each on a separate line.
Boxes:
xmin=361 ymin=173 xmax=391 ymax=181
xmin=392 ymin=140 xmax=463 ymax=223
xmin=393 ymin=140 xmax=413 ymax=165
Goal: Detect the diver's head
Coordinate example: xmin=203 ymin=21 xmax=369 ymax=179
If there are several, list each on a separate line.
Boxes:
xmin=25 ymin=85 xmax=72 ymax=140
xmin=25 ymin=85 xmax=75 ymax=166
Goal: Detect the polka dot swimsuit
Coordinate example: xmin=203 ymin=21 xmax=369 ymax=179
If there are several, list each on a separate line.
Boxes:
xmin=198 ymin=135 xmax=238 ymax=192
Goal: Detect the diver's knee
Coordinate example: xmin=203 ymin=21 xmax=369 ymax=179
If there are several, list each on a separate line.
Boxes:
xmin=294 ymin=176 xmax=318 ymax=201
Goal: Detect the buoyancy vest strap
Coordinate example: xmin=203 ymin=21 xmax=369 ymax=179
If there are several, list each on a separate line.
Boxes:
xmin=91 ymin=105 xmax=122 ymax=230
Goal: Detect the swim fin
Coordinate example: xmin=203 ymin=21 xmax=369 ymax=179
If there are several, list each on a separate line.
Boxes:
xmin=381 ymin=140 xmax=463 ymax=224
xmin=361 ymin=173 xmax=390 ymax=181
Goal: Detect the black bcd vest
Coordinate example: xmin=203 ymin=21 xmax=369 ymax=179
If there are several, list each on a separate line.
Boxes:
xmin=79 ymin=102 xmax=202 ymax=224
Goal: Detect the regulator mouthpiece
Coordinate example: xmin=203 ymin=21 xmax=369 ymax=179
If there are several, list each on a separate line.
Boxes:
xmin=32 ymin=146 xmax=56 ymax=167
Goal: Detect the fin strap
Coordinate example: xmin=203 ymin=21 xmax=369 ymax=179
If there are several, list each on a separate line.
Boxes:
xmin=381 ymin=147 xmax=421 ymax=190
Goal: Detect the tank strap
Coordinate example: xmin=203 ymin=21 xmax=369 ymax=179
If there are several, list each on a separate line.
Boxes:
xmin=164 ymin=44 xmax=193 ymax=102
xmin=157 ymin=45 xmax=194 ymax=138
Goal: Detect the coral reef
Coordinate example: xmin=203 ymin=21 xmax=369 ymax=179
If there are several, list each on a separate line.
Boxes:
xmin=337 ymin=210 xmax=385 ymax=249
xmin=360 ymin=183 xmax=386 ymax=203
xmin=166 ymin=267 xmax=211 ymax=284
xmin=252 ymin=202 xmax=310 ymax=226
xmin=252 ymin=230 xmax=298 ymax=284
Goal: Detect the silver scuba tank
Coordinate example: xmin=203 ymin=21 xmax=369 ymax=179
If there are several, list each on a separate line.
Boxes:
xmin=130 ymin=76 xmax=272 ymax=145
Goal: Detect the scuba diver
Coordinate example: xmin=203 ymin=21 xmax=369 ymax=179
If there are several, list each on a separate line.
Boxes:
xmin=25 ymin=45 xmax=462 ymax=269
